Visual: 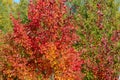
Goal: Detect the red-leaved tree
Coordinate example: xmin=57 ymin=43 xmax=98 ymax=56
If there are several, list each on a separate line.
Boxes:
xmin=0 ymin=0 xmax=83 ymax=80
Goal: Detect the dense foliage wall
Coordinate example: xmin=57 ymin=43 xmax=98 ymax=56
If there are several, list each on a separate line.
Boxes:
xmin=0 ymin=0 xmax=83 ymax=80
xmin=0 ymin=0 xmax=120 ymax=80
xmin=72 ymin=0 xmax=120 ymax=79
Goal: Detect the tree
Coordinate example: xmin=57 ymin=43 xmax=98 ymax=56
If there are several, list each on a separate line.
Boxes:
xmin=0 ymin=0 xmax=83 ymax=80
xmin=0 ymin=0 xmax=13 ymax=32
xmin=12 ymin=0 xmax=29 ymax=23
xmin=71 ymin=0 xmax=120 ymax=79
xmin=0 ymin=0 xmax=29 ymax=33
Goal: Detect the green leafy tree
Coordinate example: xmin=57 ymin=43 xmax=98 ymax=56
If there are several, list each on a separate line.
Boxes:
xmin=71 ymin=0 xmax=120 ymax=79
xmin=12 ymin=0 xmax=29 ymax=23
xmin=0 ymin=0 xmax=29 ymax=33
xmin=0 ymin=0 xmax=13 ymax=32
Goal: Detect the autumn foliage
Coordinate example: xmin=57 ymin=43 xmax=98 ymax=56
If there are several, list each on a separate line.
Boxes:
xmin=0 ymin=0 xmax=83 ymax=80
xmin=0 ymin=0 xmax=120 ymax=80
